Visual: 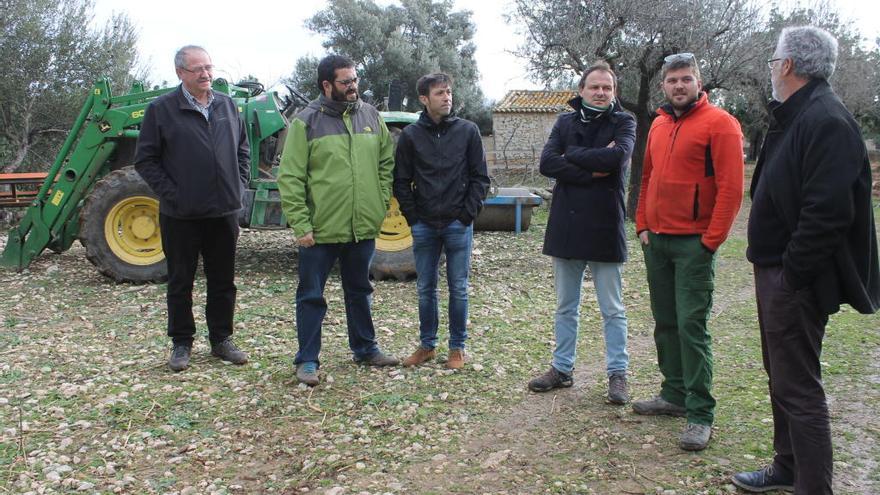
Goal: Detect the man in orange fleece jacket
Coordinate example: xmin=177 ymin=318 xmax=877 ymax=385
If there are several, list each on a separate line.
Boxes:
xmin=632 ymin=53 xmax=744 ymax=451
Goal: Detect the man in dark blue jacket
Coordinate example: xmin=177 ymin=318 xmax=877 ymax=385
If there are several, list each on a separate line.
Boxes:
xmin=527 ymin=61 xmax=636 ymax=405
xmin=394 ymin=73 xmax=490 ymax=370
xmin=733 ymin=26 xmax=879 ymax=494
xmin=135 ymin=45 xmax=249 ymax=372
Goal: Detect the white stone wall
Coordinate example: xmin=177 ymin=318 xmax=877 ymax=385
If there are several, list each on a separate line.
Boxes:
xmin=491 ymin=112 xmax=561 ymax=167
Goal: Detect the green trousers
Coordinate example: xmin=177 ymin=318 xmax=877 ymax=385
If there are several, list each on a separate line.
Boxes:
xmin=642 ymin=233 xmax=717 ymax=425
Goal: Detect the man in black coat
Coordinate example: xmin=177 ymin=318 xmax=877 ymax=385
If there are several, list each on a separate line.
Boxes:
xmin=733 ymin=26 xmax=880 ymax=494
xmin=393 ymin=73 xmax=490 ymax=370
xmin=135 ymin=45 xmax=250 ymax=372
xmin=527 ymin=61 xmax=636 ymax=404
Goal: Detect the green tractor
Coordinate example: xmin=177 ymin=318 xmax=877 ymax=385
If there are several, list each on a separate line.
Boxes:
xmin=0 ymin=79 xmax=419 ymax=281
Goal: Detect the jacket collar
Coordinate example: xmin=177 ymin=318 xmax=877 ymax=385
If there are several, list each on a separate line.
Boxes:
xmin=567 ymin=96 xmax=620 ymax=122
xmin=312 ymin=94 xmax=361 ymax=117
xmin=416 ymin=109 xmax=459 ymax=129
xmin=175 ymin=85 xmax=216 ymax=111
xmin=769 ymin=78 xmax=829 ymax=127
xmin=658 ymin=91 xmax=708 ymax=121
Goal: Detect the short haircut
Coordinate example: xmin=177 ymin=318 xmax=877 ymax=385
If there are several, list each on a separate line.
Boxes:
xmin=777 ymin=26 xmax=838 ymax=80
xmin=317 ymin=55 xmax=355 ymax=92
xmin=578 ymin=60 xmax=617 ymax=91
xmin=661 ymin=54 xmax=701 ymax=81
xmin=416 ymin=73 xmax=453 ymax=96
xmin=174 ymin=45 xmax=208 ymax=69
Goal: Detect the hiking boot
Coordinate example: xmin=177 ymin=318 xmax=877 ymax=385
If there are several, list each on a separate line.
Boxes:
xmin=403 ymin=346 xmax=436 ymax=367
xmin=211 ymin=338 xmax=248 ymax=364
xmin=528 ymin=366 xmax=573 ymax=392
xmin=296 ymin=362 xmax=320 ymax=386
xmin=731 ymin=465 xmax=795 ymax=493
xmin=607 ymin=372 xmax=629 ymax=405
xmin=446 ymin=349 xmax=466 ymax=370
xmin=632 ymin=395 xmax=686 ymax=417
xmin=168 ymin=344 xmax=192 ymax=372
xmin=680 ymin=423 xmax=712 ymax=451
xmin=355 ymin=350 xmax=400 ymax=367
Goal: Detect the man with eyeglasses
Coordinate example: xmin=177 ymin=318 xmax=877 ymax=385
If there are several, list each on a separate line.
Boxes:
xmin=278 ymin=54 xmax=400 ymax=386
xmin=633 ymin=52 xmax=744 ymax=451
xmin=135 ymin=45 xmax=250 ymax=372
xmin=732 ymin=26 xmax=879 ymax=494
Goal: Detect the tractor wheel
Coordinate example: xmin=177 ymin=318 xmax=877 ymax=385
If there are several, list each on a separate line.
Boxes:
xmin=79 ymin=167 xmax=168 ymax=283
xmin=371 ymin=196 xmax=416 ymax=281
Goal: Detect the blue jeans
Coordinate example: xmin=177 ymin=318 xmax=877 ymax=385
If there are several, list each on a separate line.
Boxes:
xmin=295 ymin=239 xmax=379 ymax=365
xmin=551 ymin=257 xmax=629 ymax=375
xmin=411 ymin=220 xmax=473 ymax=350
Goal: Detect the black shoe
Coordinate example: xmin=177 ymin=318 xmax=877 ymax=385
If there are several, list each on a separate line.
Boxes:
xmin=211 ymin=338 xmax=248 ymax=364
xmin=168 ymin=344 xmax=192 ymax=372
xmin=528 ymin=366 xmax=573 ymax=392
xmin=608 ymin=372 xmax=629 ymax=404
xmin=354 ymin=350 xmax=400 ymax=367
xmin=731 ymin=465 xmax=794 ymax=493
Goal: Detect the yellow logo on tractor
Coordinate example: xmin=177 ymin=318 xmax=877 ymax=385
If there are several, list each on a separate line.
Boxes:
xmin=131 ymin=109 xmax=145 ymax=119
xmin=51 ymin=190 xmax=64 ymax=206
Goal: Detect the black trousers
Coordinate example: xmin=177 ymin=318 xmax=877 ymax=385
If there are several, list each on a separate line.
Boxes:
xmin=754 ymin=264 xmax=832 ymax=495
xmin=160 ymin=214 xmax=239 ymax=346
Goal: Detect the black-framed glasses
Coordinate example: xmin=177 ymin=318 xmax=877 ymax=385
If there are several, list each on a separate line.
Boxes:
xmin=766 ymin=58 xmax=782 ymax=69
xmin=335 ymin=77 xmax=359 ymax=87
xmin=664 ymin=52 xmax=696 ymax=64
xmin=181 ymin=65 xmax=214 ymax=74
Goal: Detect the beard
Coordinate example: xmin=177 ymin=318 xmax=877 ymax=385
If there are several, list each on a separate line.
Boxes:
xmin=331 ymin=86 xmax=358 ymax=102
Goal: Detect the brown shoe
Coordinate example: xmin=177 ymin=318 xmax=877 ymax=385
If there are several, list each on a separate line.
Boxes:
xmin=446 ymin=349 xmax=466 ymax=369
xmin=403 ymin=346 xmax=436 ymax=367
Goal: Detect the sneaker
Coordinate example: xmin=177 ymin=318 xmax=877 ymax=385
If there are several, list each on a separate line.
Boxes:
xmin=632 ymin=395 xmax=686 ymax=417
xmin=680 ymin=423 xmax=712 ymax=451
xmin=168 ymin=344 xmax=192 ymax=372
xmin=211 ymin=338 xmax=248 ymax=364
xmin=403 ymin=346 xmax=436 ymax=367
xmin=731 ymin=465 xmax=794 ymax=493
xmin=296 ymin=361 xmax=320 ymax=386
xmin=446 ymin=349 xmax=466 ymax=370
xmin=608 ymin=372 xmax=629 ymax=405
xmin=355 ymin=351 xmax=400 ymax=367
xmin=528 ymin=366 xmax=573 ymax=392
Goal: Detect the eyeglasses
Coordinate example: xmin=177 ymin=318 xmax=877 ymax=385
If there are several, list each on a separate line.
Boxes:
xmin=181 ymin=65 xmax=214 ymax=74
xmin=335 ymin=77 xmax=359 ymax=87
xmin=664 ymin=52 xmax=696 ymax=64
xmin=766 ymin=58 xmax=782 ymax=69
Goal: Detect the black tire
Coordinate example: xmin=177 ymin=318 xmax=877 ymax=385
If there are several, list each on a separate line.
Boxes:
xmin=79 ymin=167 xmax=168 ymax=283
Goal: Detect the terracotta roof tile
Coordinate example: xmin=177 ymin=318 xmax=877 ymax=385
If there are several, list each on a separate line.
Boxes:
xmin=493 ymin=90 xmax=576 ymax=113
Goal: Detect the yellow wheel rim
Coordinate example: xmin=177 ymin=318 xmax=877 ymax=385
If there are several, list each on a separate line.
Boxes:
xmin=104 ymin=196 xmax=164 ymax=265
xmin=376 ymin=197 xmax=412 ymax=252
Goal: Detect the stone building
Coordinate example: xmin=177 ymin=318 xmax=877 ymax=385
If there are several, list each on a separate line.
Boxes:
xmin=491 ymin=90 xmax=576 ymax=167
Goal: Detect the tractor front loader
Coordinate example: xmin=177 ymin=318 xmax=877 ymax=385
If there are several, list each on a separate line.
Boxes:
xmin=0 ymin=79 xmax=420 ymax=282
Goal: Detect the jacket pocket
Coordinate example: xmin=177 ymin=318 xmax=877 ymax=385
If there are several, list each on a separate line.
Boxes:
xmin=657 ymin=180 xmax=700 ymax=227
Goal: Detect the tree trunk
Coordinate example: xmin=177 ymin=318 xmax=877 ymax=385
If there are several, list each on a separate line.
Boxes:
xmin=1 ymin=139 xmax=29 ymax=173
xmin=625 ymin=68 xmax=657 ymax=221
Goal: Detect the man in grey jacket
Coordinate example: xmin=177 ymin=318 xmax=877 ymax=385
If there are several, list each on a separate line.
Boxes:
xmin=135 ymin=45 xmax=249 ymax=372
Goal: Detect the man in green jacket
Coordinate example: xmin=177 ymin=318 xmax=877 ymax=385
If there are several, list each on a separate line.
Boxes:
xmin=278 ymin=55 xmax=400 ymax=386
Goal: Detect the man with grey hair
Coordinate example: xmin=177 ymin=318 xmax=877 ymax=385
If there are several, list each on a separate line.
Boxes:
xmin=733 ymin=26 xmax=879 ymax=493
xmin=136 ymin=45 xmax=250 ymax=371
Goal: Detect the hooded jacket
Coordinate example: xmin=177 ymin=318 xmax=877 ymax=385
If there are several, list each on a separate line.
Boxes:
xmin=277 ymin=95 xmax=395 ymax=243
xmin=748 ymin=78 xmax=879 ymax=315
xmin=539 ymin=97 xmax=636 ymax=262
xmin=635 ymin=92 xmax=744 ymax=252
xmin=393 ymin=111 xmax=489 ymax=228
xmin=135 ymin=86 xmax=250 ymax=219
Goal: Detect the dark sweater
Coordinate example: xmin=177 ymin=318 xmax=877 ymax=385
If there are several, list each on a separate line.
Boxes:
xmin=747 ymin=78 xmax=880 ymax=315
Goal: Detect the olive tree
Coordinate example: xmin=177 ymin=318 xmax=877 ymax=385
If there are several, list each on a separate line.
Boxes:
xmin=0 ymin=0 xmax=140 ymax=173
